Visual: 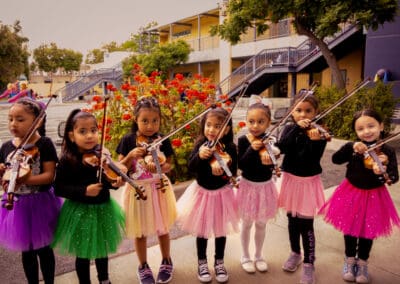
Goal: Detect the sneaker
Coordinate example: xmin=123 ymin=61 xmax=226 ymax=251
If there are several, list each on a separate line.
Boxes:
xmin=300 ymin=263 xmax=315 ymax=284
xmin=137 ymin=263 xmax=155 ymax=284
xmin=214 ymin=259 xmax=229 ymax=283
xmin=355 ymin=259 xmax=369 ymax=284
xmin=282 ymin=252 xmax=302 ymax=272
xmin=156 ymin=258 xmax=173 ymax=283
xmin=255 ymin=258 xmax=268 ymax=272
xmin=198 ymin=259 xmax=212 ymax=283
xmin=240 ymin=257 xmax=256 ymax=273
xmin=342 ymin=257 xmax=356 ymax=282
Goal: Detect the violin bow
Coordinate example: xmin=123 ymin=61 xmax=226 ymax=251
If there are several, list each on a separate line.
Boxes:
xmin=97 ymin=82 xmax=109 ymax=183
xmin=367 ymin=131 xmax=400 ymax=152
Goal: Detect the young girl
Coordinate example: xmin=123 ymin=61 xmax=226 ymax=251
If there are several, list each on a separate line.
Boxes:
xmin=116 ymin=97 xmax=176 ymax=284
xmin=51 ymin=109 xmax=126 ymax=284
xmin=177 ymin=107 xmax=239 ymax=283
xmin=320 ymin=109 xmax=399 ymax=284
xmin=276 ymin=94 xmax=327 ymax=284
xmin=237 ymin=102 xmax=279 ymax=273
xmin=0 ymin=98 xmax=61 ymax=284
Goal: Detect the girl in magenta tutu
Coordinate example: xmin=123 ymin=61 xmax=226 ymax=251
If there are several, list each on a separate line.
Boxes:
xmin=0 ymin=98 xmax=61 ymax=283
xmin=177 ymin=107 xmax=239 ymax=283
xmin=237 ymin=102 xmax=279 ymax=273
xmin=276 ymin=94 xmax=327 ymax=284
xmin=320 ymin=109 xmax=399 ymax=283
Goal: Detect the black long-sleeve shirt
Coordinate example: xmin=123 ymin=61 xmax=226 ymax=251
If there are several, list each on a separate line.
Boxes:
xmin=188 ymin=140 xmax=238 ymax=190
xmin=55 ymin=153 xmax=117 ymax=204
xmin=238 ymin=135 xmax=273 ymax=182
xmin=276 ymin=124 xmax=327 ymax=177
xmin=332 ymin=141 xmax=398 ymax=189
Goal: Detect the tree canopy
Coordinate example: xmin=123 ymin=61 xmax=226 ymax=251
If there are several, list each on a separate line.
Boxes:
xmin=0 ymin=21 xmax=29 ymax=89
xmin=212 ymin=0 xmax=398 ymax=90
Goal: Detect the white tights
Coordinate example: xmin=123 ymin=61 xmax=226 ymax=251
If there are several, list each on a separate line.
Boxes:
xmin=240 ymin=220 xmax=267 ymax=260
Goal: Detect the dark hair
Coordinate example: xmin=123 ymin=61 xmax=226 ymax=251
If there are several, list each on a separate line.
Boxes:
xmin=13 ymin=98 xmax=47 ymax=136
xmin=352 ymin=108 xmax=383 ymax=132
xmin=61 ymin=109 xmax=97 ymax=165
xmin=131 ymin=96 xmax=162 ymax=133
xmin=194 ymin=107 xmax=234 ymax=148
xmin=247 ymin=102 xmax=271 ymax=120
xmin=293 ymin=92 xmax=319 ymax=112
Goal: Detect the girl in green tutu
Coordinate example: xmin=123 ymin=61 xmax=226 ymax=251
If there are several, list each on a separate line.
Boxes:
xmin=52 ymin=110 xmax=126 ymax=284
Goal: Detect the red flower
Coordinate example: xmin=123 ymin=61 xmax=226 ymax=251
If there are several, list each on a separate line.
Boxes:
xmin=122 ymin=113 xmax=132 ymax=120
xmin=106 ymin=84 xmax=114 ymax=91
xmin=185 ymin=125 xmax=191 ymax=130
xmin=175 ymin=73 xmax=184 ymax=81
xmin=238 ymin=121 xmax=246 ymax=128
xmin=92 ymin=95 xmax=102 ymax=102
xmin=171 ymin=138 xmax=183 ymax=147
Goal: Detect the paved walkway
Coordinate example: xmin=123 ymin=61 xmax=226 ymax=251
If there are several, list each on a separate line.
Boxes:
xmin=53 ymin=181 xmax=400 ymax=284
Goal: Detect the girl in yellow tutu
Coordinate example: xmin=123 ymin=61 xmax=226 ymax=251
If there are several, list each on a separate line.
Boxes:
xmin=116 ymin=97 xmax=176 ymax=284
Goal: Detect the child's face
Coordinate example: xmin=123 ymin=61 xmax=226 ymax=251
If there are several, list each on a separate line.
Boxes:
xmin=204 ymin=114 xmax=229 ymax=141
xmin=292 ymin=101 xmax=317 ymax=122
xmin=246 ymin=108 xmax=270 ymax=137
xmin=354 ymin=115 xmax=383 ymax=142
xmin=68 ymin=117 xmax=99 ymax=152
xmin=136 ymin=109 xmax=160 ymax=137
xmin=8 ymin=104 xmax=36 ymax=139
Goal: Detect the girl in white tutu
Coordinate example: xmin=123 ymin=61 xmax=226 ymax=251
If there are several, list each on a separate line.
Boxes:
xmin=237 ymin=102 xmax=279 ymax=273
xmin=177 ymin=107 xmax=239 ymax=283
xmin=276 ymin=94 xmax=328 ymax=284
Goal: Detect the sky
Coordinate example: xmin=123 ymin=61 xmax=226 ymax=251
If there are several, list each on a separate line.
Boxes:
xmin=1 ymin=0 xmax=217 ymax=55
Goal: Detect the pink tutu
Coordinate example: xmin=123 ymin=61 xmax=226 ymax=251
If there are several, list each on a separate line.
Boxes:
xmin=320 ymin=179 xmax=400 ymax=239
xmin=177 ymin=181 xmax=239 ymax=238
xmin=237 ymin=177 xmax=278 ymax=222
xmin=278 ymin=172 xmax=325 ymax=218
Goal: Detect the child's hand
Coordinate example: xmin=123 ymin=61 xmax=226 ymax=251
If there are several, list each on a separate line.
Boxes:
xmin=86 ymin=183 xmax=103 ymax=196
xmin=372 ymin=163 xmax=387 ymax=175
xmin=251 ymin=139 xmax=264 ymax=151
xmin=144 ymin=161 xmax=157 ymax=173
xmin=111 ymin=176 xmax=125 ymax=188
xmin=199 ymin=145 xmax=213 ymax=160
xmin=353 ymin=142 xmax=368 ymax=154
xmin=260 ymin=152 xmax=273 ymax=165
xmin=307 ymin=128 xmax=321 ymax=140
xmin=161 ymin=162 xmax=171 ymax=173
xmin=211 ymin=164 xmax=224 ymax=176
xmin=297 ymin=118 xmax=311 ymax=129
xmin=0 ymin=163 xmax=5 ymax=177
xmin=129 ymin=147 xmax=147 ymax=160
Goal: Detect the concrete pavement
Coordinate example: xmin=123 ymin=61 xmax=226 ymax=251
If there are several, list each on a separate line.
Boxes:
xmin=53 ymin=178 xmax=400 ymax=283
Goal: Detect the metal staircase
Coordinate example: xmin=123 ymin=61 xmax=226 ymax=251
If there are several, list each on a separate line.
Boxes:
xmin=59 ymin=63 xmax=123 ymax=102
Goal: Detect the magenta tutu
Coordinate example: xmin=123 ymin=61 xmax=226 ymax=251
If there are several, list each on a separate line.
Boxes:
xmin=177 ymin=181 xmax=239 ymax=238
xmin=237 ymin=177 xmax=278 ymax=222
xmin=0 ymin=188 xmax=62 ymax=251
xmin=278 ymin=172 xmax=325 ymax=217
xmin=320 ymin=179 xmax=400 ymax=239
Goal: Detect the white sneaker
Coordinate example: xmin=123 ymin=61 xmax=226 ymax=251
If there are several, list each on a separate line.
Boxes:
xmin=255 ymin=258 xmax=268 ymax=272
xmin=197 ymin=259 xmax=212 ymax=283
xmin=214 ymin=259 xmax=229 ymax=283
xmin=240 ymin=257 xmax=256 ymax=273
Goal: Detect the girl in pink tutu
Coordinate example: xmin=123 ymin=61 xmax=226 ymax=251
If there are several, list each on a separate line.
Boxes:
xmin=237 ymin=102 xmax=279 ymax=273
xmin=177 ymin=107 xmax=239 ymax=283
xmin=320 ymin=109 xmax=399 ymax=283
xmin=0 ymin=98 xmax=62 ymax=283
xmin=276 ymin=94 xmax=327 ymax=284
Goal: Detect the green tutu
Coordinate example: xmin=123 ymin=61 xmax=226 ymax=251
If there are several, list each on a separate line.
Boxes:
xmin=52 ymin=198 xmax=125 ymax=259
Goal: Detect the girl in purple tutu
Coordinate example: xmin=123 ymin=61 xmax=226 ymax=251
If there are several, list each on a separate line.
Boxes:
xmin=276 ymin=94 xmax=327 ymax=284
xmin=237 ymin=102 xmax=279 ymax=273
xmin=0 ymin=98 xmax=62 ymax=283
xmin=320 ymin=109 xmax=399 ymax=283
xmin=177 ymin=107 xmax=239 ymax=283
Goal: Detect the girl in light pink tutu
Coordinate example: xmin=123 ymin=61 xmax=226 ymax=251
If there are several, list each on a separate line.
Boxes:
xmin=320 ymin=109 xmax=399 ymax=283
xmin=276 ymin=94 xmax=328 ymax=284
xmin=177 ymin=107 xmax=239 ymax=283
xmin=237 ymin=102 xmax=279 ymax=274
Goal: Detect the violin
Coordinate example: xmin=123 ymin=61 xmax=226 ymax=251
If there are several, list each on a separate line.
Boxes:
xmin=363 ymin=148 xmax=391 ymax=185
xmin=2 ymin=144 xmax=38 ymax=210
xmin=306 ymin=123 xmax=331 ymax=141
xmin=247 ymin=133 xmax=281 ymax=177
xmin=83 ymin=146 xmax=147 ymax=200
xmin=208 ymin=141 xmax=239 ymax=187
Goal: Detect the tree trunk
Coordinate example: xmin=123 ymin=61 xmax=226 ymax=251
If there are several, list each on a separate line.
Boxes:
xmin=295 ymin=21 xmax=346 ymax=90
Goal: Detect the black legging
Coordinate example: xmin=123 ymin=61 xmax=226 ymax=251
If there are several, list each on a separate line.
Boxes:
xmin=22 ymin=245 xmax=55 ymax=284
xmin=287 ymin=214 xmax=315 ymax=264
xmin=344 ymin=235 xmax=373 ymax=260
xmin=196 ymin=236 xmax=226 ymax=262
xmin=75 ymin=257 xmax=109 ymax=284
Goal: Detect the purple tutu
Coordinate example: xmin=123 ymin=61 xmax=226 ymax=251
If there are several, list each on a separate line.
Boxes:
xmin=320 ymin=179 xmax=400 ymax=239
xmin=177 ymin=181 xmax=239 ymax=238
xmin=0 ymin=188 xmax=62 ymax=251
xmin=237 ymin=177 xmax=278 ymax=222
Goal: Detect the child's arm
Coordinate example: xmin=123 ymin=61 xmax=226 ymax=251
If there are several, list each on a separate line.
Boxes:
xmin=20 ymin=161 xmax=56 ymax=185
xmin=332 ymin=142 xmax=354 ymax=164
